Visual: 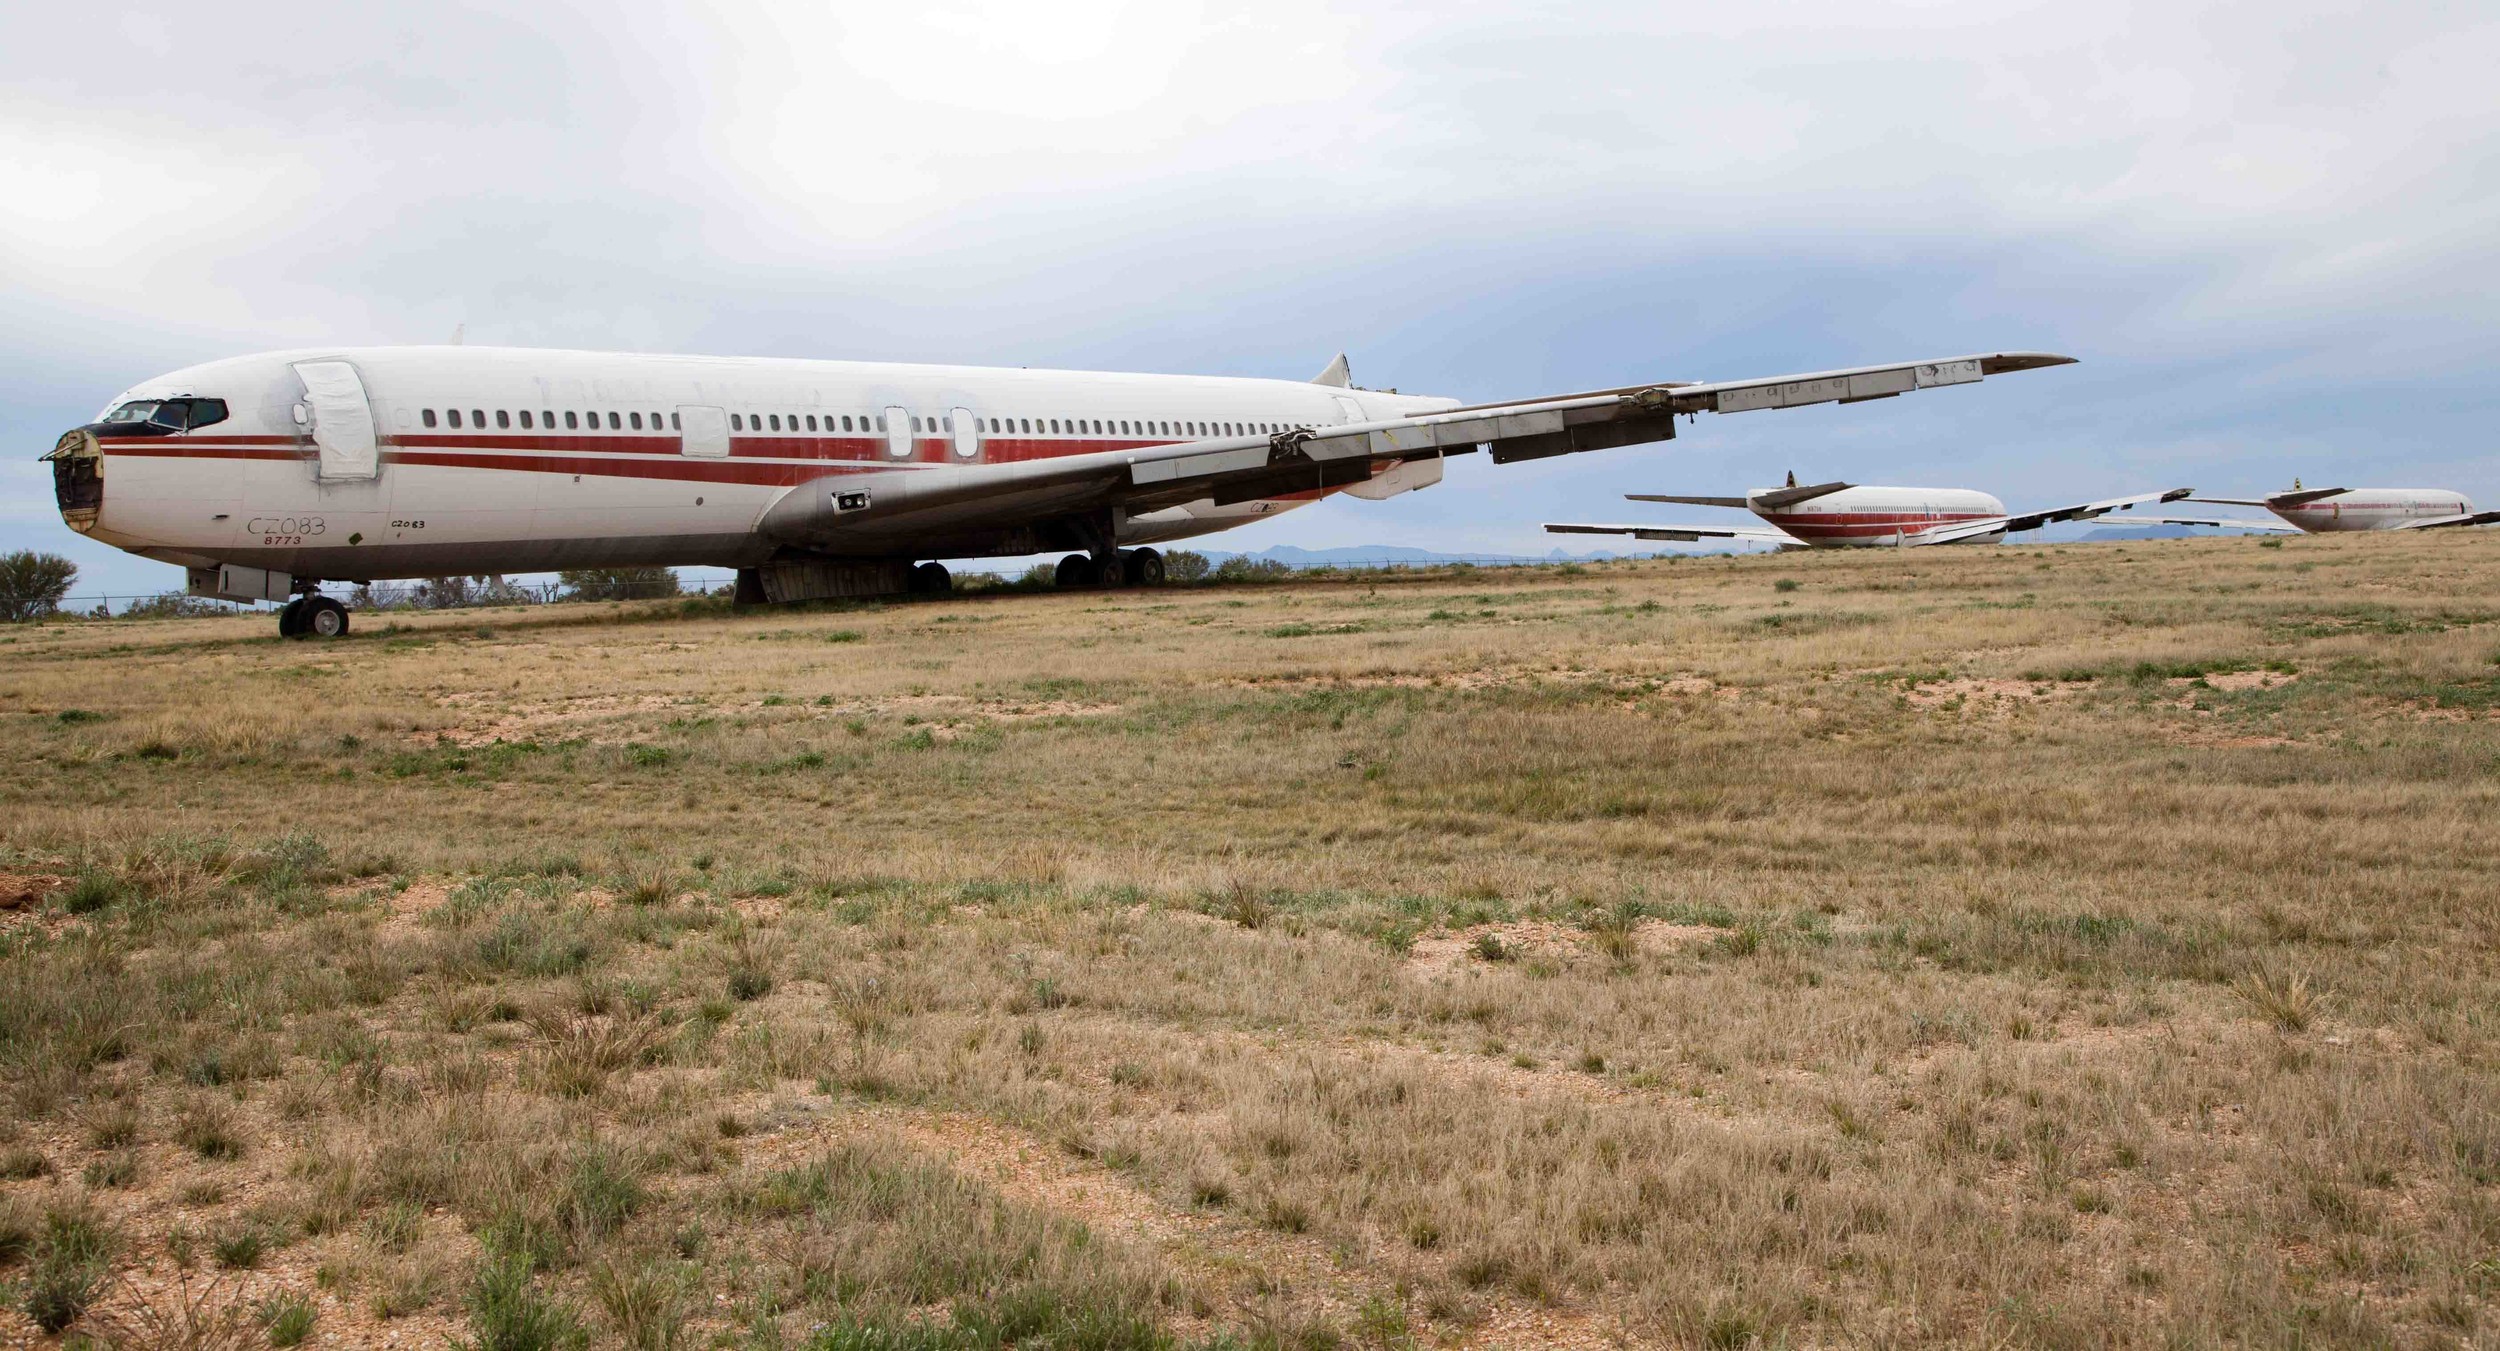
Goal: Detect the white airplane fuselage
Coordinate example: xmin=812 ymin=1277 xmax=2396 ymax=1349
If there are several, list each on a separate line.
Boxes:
xmin=1752 ymin=485 xmax=2008 ymax=547
xmin=52 ymin=345 xmax=1453 ymax=582
xmin=2267 ymin=489 xmax=2474 ymax=533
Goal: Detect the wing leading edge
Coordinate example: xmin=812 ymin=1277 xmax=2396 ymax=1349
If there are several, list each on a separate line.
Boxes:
xmin=758 ymin=351 xmax=2075 ymax=546
xmin=1901 ymin=488 xmax=2194 ymax=546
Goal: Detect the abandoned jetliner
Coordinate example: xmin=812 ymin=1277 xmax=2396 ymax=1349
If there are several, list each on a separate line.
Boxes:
xmin=2173 ymin=481 xmax=2499 ymax=533
xmin=46 ymin=345 xmax=2072 ymax=635
xmin=1544 ymin=474 xmax=2186 ymax=549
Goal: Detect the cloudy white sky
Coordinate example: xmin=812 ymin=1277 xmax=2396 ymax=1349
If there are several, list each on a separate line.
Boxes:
xmin=5 ymin=1 xmax=2497 ymax=596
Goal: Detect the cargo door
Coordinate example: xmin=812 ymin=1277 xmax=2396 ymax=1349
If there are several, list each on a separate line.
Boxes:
xmin=678 ymin=405 xmax=729 ymax=458
xmin=883 ymin=406 xmax=913 ymax=460
xmin=292 ymin=360 xmax=378 ymax=481
xmin=949 ymin=406 xmax=980 ymax=460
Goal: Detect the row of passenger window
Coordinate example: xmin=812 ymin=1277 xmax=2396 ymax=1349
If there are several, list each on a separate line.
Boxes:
xmin=421 ymin=407 xmax=678 ymax=432
xmin=732 ymin=411 xmax=1287 ymax=438
xmin=418 ymin=406 xmax=1290 ymax=441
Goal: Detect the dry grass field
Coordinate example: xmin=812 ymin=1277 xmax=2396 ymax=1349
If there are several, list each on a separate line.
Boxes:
xmin=2 ymin=531 xmax=2497 ymax=1350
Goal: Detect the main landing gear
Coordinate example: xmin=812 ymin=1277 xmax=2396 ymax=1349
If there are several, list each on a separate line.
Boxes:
xmin=277 ymin=593 xmax=350 ymax=639
xmin=907 ymin=562 xmax=953 ymax=595
xmin=1055 ymin=547 xmax=1165 ymax=589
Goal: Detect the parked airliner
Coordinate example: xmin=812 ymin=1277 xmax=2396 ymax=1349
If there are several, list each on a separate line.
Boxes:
xmin=2160 ymin=481 xmax=2500 ymax=534
xmin=1544 ymin=473 xmax=2187 ymax=549
xmin=46 ymin=345 xmax=2072 ymax=636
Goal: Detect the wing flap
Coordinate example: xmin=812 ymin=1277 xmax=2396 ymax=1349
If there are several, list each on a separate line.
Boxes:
xmin=1545 ymin=522 xmax=1798 ymax=546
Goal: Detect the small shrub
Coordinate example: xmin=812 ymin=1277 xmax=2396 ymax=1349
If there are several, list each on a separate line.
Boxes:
xmin=1714 ymin=924 xmax=1764 ymax=958
xmin=2235 ymin=967 xmax=2319 ymax=1032
xmin=529 ymin=1013 xmax=664 ymax=1098
xmin=0 ymin=1146 xmax=50 ymax=1180
xmin=260 ymin=1290 xmax=318 ymax=1346
xmin=453 ymin=1251 xmax=587 ymax=1351
xmin=1218 ymin=882 xmax=1275 ymax=930
xmin=1584 ymin=903 xmax=1642 ymax=964
xmin=175 ymin=1096 xmax=249 ymax=1160
xmin=1774 ymin=578 xmax=1800 ymax=593
xmin=211 ymin=1220 xmax=266 ymax=1269
xmin=61 ymin=871 xmax=123 ymax=915
xmin=82 ymin=1153 xmax=138 ymax=1189
xmin=589 ymin=1258 xmax=685 ymax=1351
xmin=22 ymin=1204 xmax=116 ymax=1333
xmin=1471 ymin=932 xmax=1510 ymax=963
xmin=562 ymin=1146 xmax=647 ymax=1246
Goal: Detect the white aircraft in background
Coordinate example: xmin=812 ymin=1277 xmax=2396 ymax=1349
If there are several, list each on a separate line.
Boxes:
xmin=1544 ymin=473 xmax=2189 ymax=549
xmin=45 ymin=345 xmax=2072 ymax=637
xmin=2140 ymin=480 xmax=2500 ymax=534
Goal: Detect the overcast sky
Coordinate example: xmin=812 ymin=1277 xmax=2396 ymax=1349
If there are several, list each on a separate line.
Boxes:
xmin=5 ymin=1 xmax=2496 ymax=596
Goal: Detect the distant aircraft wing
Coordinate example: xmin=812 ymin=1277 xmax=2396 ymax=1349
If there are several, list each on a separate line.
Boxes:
xmin=1900 ymin=488 xmax=2194 ymax=546
xmin=2390 ymin=510 xmax=2500 ymax=530
xmin=1628 ymin=481 xmax=1851 ymax=510
xmin=1544 ymin=521 xmax=1800 ymax=547
xmin=2118 ymin=513 xmax=2303 ymax=534
xmin=759 ymin=351 xmax=2075 ymax=544
xmin=2190 ymin=488 xmax=2347 ymax=508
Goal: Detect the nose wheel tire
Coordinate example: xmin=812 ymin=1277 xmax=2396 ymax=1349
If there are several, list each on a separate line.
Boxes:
xmin=279 ymin=595 xmax=349 ymax=639
xmin=908 ymin=562 xmax=952 ymax=595
xmin=305 ymin=596 xmax=350 ymax=638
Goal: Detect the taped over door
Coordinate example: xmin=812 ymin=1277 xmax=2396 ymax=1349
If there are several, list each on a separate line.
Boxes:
xmin=293 ymin=360 xmax=378 ymax=481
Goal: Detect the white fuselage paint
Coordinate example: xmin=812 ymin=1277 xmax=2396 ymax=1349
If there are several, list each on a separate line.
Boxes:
xmin=1751 ymin=486 xmax=2008 ymax=547
xmin=2268 ymin=490 xmax=2475 ymax=533
xmin=59 ymin=346 xmax=1455 ymax=581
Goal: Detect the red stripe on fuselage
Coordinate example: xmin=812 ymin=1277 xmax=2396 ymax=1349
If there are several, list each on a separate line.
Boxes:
xmin=1771 ymin=512 xmax=1997 ymax=538
xmin=95 ymin=431 xmax=1286 ymax=489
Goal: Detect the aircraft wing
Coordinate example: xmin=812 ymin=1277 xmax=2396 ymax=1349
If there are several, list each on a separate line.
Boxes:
xmin=2390 ymin=510 xmax=2500 ymax=530
xmin=1544 ymin=521 xmax=1800 ymax=547
xmin=1900 ymin=488 xmax=2193 ymax=546
xmin=2116 ymin=513 xmax=2303 ymax=534
xmin=760 ymin=351 xmax=2074 ymax=543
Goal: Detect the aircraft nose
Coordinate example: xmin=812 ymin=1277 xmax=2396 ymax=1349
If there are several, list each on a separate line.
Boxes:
xmin=45 ymin=427 xmax=105 ymax=532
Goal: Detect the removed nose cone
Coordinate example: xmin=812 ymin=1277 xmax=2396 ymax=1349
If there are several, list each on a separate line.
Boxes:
xmin=44 ymin=428 xmax=103 ymax=533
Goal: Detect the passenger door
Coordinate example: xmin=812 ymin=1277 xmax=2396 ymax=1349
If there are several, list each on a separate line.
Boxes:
xmin=677 ymin=405 xmax=729 ymax=458
xmin=292 ymin=360 xmax=379 ymax=481
xmin=950 ymin=406 xmax=980 ymax=460
xmin=883 ymin=406 xmax=913 ymax=460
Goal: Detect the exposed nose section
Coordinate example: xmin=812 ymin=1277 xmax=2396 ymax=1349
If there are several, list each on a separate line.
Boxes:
xmin=42 ymin=428 xmax=104 ymax=533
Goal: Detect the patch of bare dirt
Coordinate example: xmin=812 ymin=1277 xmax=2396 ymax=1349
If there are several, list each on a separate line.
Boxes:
xmin=2200 ymin=670 xmax=2299 ymax=692
xmin=1907 ymin=677 xmax=2084 ymax=713
xmin=1403 ymin=919 xmax=1716 ymax=981
xmin=422 ymin=691 xmax=681 ymax=746
xmin=0 ymin=871 xmax=69 ymax=910
xmin=421 ymin=690 xmax=1119 ymax=747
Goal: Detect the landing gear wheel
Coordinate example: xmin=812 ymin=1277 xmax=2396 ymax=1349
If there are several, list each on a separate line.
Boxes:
xmin=908 ymin=562 xmax=952 ymax=595
xmin=1125 ymin=548 xmax=1166 ymax=587
xmin=1095 ymin=550 xmax=1127 ymax=588
xmin=276 ymin=598 xmax=307 ymax=638
xmin=303 ymin=596 xmax=350 ymax=638
xmin=1054 ymin=554 xmax=1099 ymax=589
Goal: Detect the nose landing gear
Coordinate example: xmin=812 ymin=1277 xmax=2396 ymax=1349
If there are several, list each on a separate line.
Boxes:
xmin=278 ymin=593 xmax=350 ymax=639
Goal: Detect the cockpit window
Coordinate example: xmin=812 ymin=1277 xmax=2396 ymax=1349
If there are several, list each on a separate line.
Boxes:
xmin=98 ymin=398 xmax=227 ymax=431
